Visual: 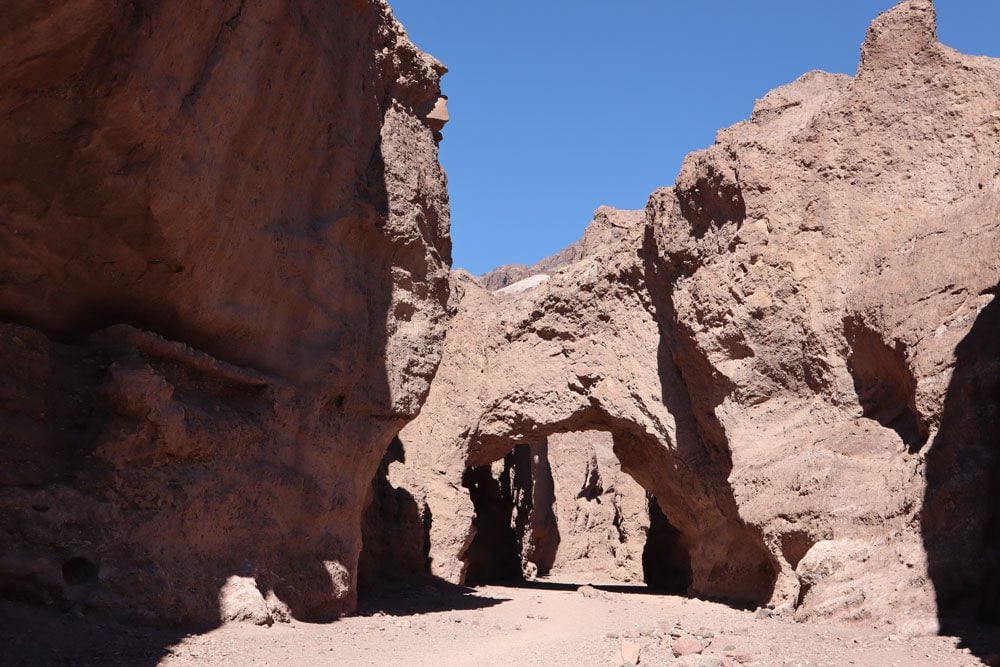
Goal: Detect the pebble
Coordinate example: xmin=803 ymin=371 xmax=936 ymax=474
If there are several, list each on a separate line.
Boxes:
xmin=674 ymin=655 xmax=723 ymax=667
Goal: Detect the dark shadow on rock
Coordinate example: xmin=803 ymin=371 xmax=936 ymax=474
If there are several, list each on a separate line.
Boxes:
xmin=459 ymin=442 xmax=563 ymax=585
xmin=636 ymin=224 xmax=778 ymax=606
xmin=844 ymin=315 xmax=929 ymax=451
xmin=523 ymin=441 xmax=561 ymax=577
xmin=357 ymin=576 xmax=508 ymax=617
xmin=922 ymin=282 xmax=1000 ymax=663
xmin=643 ymin=494 xmax=693 ymax=594
xmin=360 ymin=437 xmax=433 ymax=590
xmin=461 ymin=457 xmax=527 ymax=586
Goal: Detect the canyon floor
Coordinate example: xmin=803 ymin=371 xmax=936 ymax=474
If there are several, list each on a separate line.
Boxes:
xmin=3 ymin=575 xmax=997 ymax=667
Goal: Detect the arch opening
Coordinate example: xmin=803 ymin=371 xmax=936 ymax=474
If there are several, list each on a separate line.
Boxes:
xmin=643 ymin=495 xmax=693 ymax=594
xmin=459 ymin=431 xmax=695 ymax=594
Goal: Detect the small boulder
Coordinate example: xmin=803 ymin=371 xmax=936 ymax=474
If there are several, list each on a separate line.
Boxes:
xmin=774 ymin=602 xmax=796 ymax=618
xmin=218 ymin=575 xmax=272 ymax=626
xmin=425 ymin=97 xmax=449 ymax=132
xmin=619 ymin=638 xmax=643 ymax=664
xmin=672 ymin=635 xmax=707 ymax=657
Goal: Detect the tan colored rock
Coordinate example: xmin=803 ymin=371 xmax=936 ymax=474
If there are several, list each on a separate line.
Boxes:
xmin=619 ymin=638 xmax=643 ymax=664
xmin=0 ymin=0 xmax=451 ymax=625
xmin=399 ymin=205 xmax=775 ymax=604
xmin=396 ymin=0 xmax=1000 ymax=627
xmin=657 ymin=0 xmax=1000 ymax=621
xmin=673 ymin=635 xmax=707 ymax=657
xmin=425 ymin=97 xmax=450 ymax=133
xmin=547 ymin=431 xmax=649 ymax=583
xmin=217 ymin=576 xmax=272 ymax=627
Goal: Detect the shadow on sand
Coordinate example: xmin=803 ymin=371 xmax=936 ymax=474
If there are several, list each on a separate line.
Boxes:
xmin=487 ymin=577 xmax=691 ymax=598
xmin=0 ymin=599 xmax=191 ymax=667
xmin=357 ymin=576 xmax=509 ymax=617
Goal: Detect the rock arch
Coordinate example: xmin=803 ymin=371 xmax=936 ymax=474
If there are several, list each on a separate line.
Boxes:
xmin=450 ymin=405 xmax=774 ymax=604
xmin=392 ymin=208 xmax=778 ymax=607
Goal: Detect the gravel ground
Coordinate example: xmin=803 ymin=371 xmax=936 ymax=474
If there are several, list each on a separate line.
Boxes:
xmin=2 ymin=576 xmax=997 ymax=666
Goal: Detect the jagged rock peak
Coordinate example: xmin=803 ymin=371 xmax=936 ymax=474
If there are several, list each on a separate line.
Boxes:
xmin=859 ymin=0 xmax=938 ymax=74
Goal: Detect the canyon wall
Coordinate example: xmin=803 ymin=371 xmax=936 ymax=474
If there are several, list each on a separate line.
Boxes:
xmin=2 ymin=0 xmax=996 ymax=635
xmin=394 ymin=0 xmax=999 ymax=630
xmin=0 ymin=0 xmax=451 ymax=625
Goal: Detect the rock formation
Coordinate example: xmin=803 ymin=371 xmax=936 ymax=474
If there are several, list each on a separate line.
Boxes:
xmin=0 ymin=0 xmax=451 ymax=625
xmin=393 ymin=0 xmax=1000 ymax=631
xmin=477 ymin=209 xmax=635 ymax=292
xmin=2 ymin=0 xmax=997 ymax=639
xmin=546 ymin=431 xmax=651 ymax=584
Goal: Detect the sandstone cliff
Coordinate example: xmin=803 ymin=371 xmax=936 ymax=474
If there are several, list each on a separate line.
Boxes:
xmin=0 ymin=0 xmax=451 ymax=625
xmin=394 ymin=0 xmax=999 ymax=631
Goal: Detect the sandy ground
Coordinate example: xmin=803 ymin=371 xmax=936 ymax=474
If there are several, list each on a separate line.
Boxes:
xmin=2 ymin=576 xmax=997 ymax=666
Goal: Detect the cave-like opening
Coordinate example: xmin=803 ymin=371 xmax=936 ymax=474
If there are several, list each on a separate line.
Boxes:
xmin=642 ymin=494 xmax=693 ymax=594
xmin=459 ymin=431 xmax=694 ymax=594
xmin=461 ymin=444 xmax=547 ymax=585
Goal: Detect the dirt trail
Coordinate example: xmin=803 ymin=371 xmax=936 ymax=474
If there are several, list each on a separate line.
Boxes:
xmin=4 ymin=575 xmax=995 ymax=666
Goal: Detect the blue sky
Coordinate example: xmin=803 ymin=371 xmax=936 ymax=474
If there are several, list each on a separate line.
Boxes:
xmin=389 ymin=1 xmax=1000 ymax=275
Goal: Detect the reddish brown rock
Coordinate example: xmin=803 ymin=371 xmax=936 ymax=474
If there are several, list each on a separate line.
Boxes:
xmin=398 ymin=206 xmax=774 ymax=603
xmin=673 ymin=635 xmax=707 ymax=657
xmin=392 ymin=0 xmax=1000 ymax=628
xmin=547 ymin=431 xmax=650 ymax=583
xmin=0 ymin=0 xmax=451 ymax=625
xmin=3 ymin=0 xmax=998 ymax=639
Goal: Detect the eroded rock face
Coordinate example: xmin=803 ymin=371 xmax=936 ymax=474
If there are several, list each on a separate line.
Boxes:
xmin=395 ymin=0 xmax=1000 ymax=626
xmin=398 ymin=206 xmax=777 ymax=604
xmin=547 ymin=432 xmax=649 ymax=584
xmin=0 ymin=0 xmax=451 ymax=625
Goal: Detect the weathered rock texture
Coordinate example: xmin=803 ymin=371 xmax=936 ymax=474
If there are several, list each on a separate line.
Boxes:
xmin=547 ymin=431 xmax=650 ymax=583
xmin=477 ymin=206 xmax=641 ymax=293
xmin=399 ymin=205 xmax=776 ymax=603
xmin=396 ymin=0 xmax=1000 ymax=629
xmin=0 ymin=0 xmax=451 ymax=625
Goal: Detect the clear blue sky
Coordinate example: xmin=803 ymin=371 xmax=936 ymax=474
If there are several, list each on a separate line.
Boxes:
xmin=389 ymin=1 xmax=1000 ymax=275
